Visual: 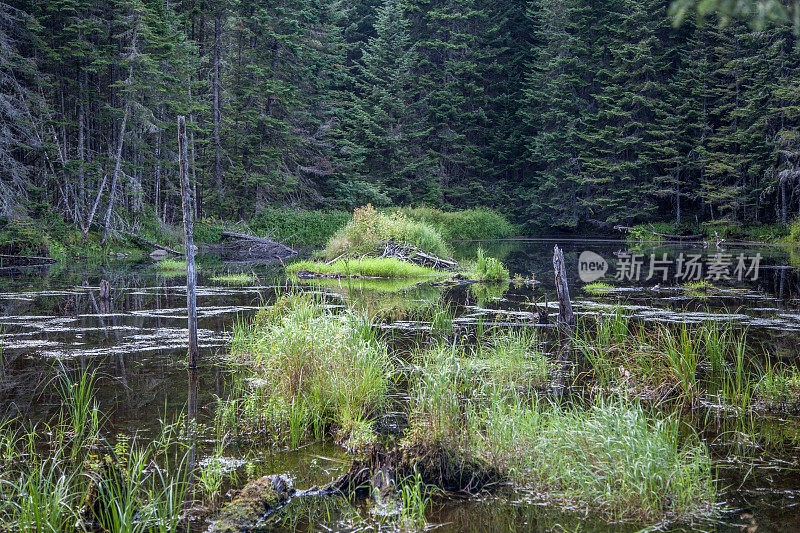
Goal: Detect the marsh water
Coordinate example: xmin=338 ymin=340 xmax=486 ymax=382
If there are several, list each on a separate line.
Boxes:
xmin=2 ymin=238 xmax=800 ymax=532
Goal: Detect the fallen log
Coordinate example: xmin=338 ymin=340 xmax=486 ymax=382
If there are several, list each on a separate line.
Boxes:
xmin=380 ymin=240 xmax=459 ymax=271
xmin=218 ymin=231 xmax=297 ymax=260
xmin=0 ymin=253 xmax=57 ymax=265
xmin=121 ymin=232 xmax=184 ymax=255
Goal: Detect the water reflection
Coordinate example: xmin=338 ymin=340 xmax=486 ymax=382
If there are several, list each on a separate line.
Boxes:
xmin=1 ymin=240 xmax=800 ymax=532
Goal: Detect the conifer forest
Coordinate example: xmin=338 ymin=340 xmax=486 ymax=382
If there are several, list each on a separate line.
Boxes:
xmin=7 ymin=1 xmax=800 ymax=533
xmin=4 ymin=0 xmax=800 ymax=232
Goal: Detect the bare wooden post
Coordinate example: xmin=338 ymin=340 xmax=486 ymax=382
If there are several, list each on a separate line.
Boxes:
xmin=553 ymin=245 xmax=576 ymax=329
xmin=178 ymin=116 xmax=199 ymax=369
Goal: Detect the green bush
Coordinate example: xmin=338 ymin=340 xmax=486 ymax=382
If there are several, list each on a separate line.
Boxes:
xmin=396 ymin=206 xmax=517 ymax=240
xmin=250 ymin=208 xmax=351 ymax=246
xmin=323 ymin=205 xmax=451 ymax=260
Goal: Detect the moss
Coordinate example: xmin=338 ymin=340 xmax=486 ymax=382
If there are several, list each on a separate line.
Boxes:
xmin=207 ymin=475 xmax=294 ymax=533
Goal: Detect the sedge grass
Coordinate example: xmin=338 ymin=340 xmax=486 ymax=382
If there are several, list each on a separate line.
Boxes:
xmin=467 ymin=247 xmax=509 ymax=282
xmin=223 ymin=294 xmax=393 ymax=447
xmin=156 ymin=259 xmax=186 ymax=272
xmin=476 ymin=394 xmax=716 ymax=522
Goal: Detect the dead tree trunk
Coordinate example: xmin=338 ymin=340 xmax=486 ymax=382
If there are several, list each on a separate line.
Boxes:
xmin=101 ymin=101 xmax=130 ymax=244
xmin=179 ymin=116 xmax=199 ymax=370
xmin=553 ymin=245 xmax=575 ymax=329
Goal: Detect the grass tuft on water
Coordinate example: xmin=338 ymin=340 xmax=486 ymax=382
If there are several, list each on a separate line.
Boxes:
xmin=467 ymin=247 xmax=509 ymax=282
xmin=583 ymin=281 xmax=615 ymax=294
xmin=477 ymin=395 xmax=716 ymax=522
xmin=222 ymin=293 xmax=393 ymax=448
xmin=155 ymin=259 xmax=186 ymax=272
xmin=287 ymin=257 xmax=442 ymax=279
xmin=211 ymin=272 xmax=257 ymax=285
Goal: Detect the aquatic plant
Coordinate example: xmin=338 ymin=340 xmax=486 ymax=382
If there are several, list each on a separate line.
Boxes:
xmin=755 ymin=363 xmax=800 ymax=410
xmin=468 ymin=247 xmax=509 ymax=282
xmin=223 ymin=294 xmax=394 ymax=447
xmin=155 ymin=259 xmax=187 ymax=272
xmin=582 ymin=281 xmax=615 ymax=295
xmin=397 ymin=468 xmax=432 ymax=530
xmin=211 ymin=272 xmax=257 ymax=285
xmin=287 ymin=257 xmax=442 ymax=279
xmin=477 ymin=395 xmax=716 ymax=522
xmin=471 ymin=329 xmax=549 ymax=389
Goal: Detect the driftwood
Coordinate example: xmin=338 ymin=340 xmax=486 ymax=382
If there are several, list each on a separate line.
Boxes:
xmin=380 ymin=240 xmax=459 ymax=271
xmin=614 ymin=225 xmax=704 ymax=241
xmin=214 ymin=231 xmax=297 ymax=261
xmin=121 ymin=232 xmax=183 ymax=256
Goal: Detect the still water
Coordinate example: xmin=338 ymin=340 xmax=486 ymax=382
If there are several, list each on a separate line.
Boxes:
xmin=1 ymin=239 xmax=799 ymax=532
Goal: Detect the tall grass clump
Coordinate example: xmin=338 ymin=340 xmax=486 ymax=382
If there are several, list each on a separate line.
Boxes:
xmin=470 ymin=329 xmax=548 ymax=389
xmin=224 ymin=293 xmax=393 ymax=448
xmin=0 ymin=376 xmax=190 ymax=532
xmin=477 ymin=395 xmax=716 ymax=522
xmin=468 ymin=247 xmax=509 ymax=282
xmin=755 ymin=363 xmax=800 ymax=410
xmin=575 ymin=314 xmax=756 ymax=407
xmin=396 ymin=207 xmax=516 ymax=240
xmin=323 ymin=205 xmax=451 ymax=261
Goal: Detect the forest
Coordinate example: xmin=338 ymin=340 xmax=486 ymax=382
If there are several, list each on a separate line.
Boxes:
xmin=3 ymin=0 xmax=800 ymax=241
xmin=5 ymin=2 xmax=800 ymax=533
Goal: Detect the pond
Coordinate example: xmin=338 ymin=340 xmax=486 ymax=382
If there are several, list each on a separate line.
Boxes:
xmin=1 ymin=238 xmax=799 ymax=532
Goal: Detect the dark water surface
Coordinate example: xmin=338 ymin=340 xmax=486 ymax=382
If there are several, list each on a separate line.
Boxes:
xmin=2 ymin=239 xmax=800 ymax=532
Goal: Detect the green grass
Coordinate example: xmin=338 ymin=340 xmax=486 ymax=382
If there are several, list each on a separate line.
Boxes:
xmin=211 ymin=272 xmax=257 ymax=285
xmin=477 ymin=395 xmax=715 ymax=522
xmin=575 ymin=313 xmax=758 ymax=408
xmin=221 ymin=293 xmax=393 ymax=448
xmin=287 ymin=257 xmax=442 ymax=279
xmin=583 ymin=281 xmax=615 ymax=294
xmin=156 ymin=259 xmax=186 ymax=272
xmin=403 ymin=341 xmax=714 ymax=522
xmin=0 ymin=370 xmax=190 ymax=532
xmin=468 ymin=247 xmax=509 ymax=282
xmin=755 ymin=364 xmax=800 ymax=410
xmin=395 ymin=206 xmax=516 ymax=240
xmin=469 ymin=330 xmax=549 ymax=389
xmin=323 ymin=205 xmax=451 ymax=261
xmin=250 ymin=208 xmax=352 ymax=246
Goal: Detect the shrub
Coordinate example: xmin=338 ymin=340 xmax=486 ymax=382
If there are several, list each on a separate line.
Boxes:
xmin=323 ymin=205 xmax=450 ymax=260
xmin=250 ymin=208 xmax=351 ymax=246
xmin=396 ymin=207 xmax=517 ymax=240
